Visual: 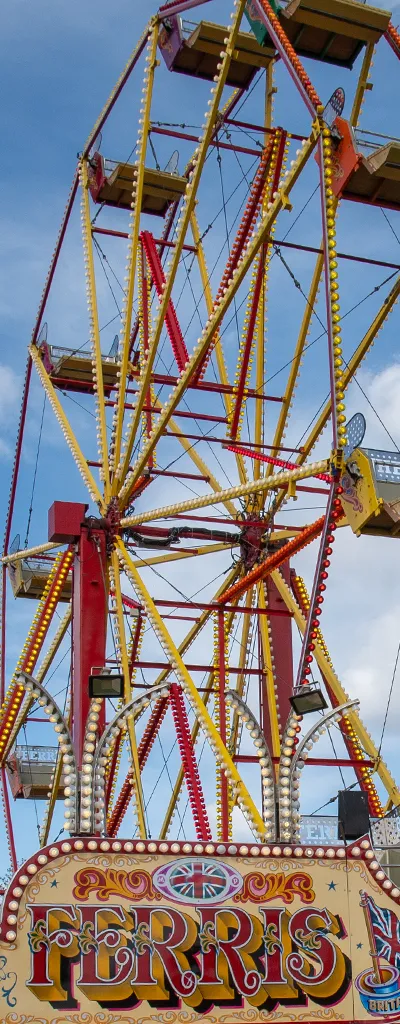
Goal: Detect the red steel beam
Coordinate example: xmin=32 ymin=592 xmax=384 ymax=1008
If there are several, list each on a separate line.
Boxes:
xmin=72 ymin=523 xmax=107 ymax=766
xmin=235 ymin=754 xmax=375 ymax=768
xmin=217 ymin=515 xmax=326 ymax=606
xmin=225 ymin=442 xmax=332 ymax=481
xmin=252 ymin=0 xmax=321 ymax=115
xmin=92 ymin=226 xmax=197 ymax=252
xmin=230 ymin=253 xmax=265 ymax=439
xmin=108 ymin=694 xmax=170 ymax=835
xmin=385 ymin=22 xmax=400 ymax=59
xmin=194 ymin=135 xmax=276 ymax=383
xmin=141 ymin=230 xmax=189 ymax=372
xmin=150 ymin=125 xmax=262 ymax=158
xmin=169 ymin=683 xmax=212 ymax=841
xmin=83 ymin=29 xmax=150 ymax=157
xmin=291 ymin=573 xmax=382 ymax=816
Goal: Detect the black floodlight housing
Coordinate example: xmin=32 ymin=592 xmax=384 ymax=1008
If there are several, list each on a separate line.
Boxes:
xmin=289 ymin=685 xmax=328 ymax=716
xmin=89 ymin=668 xmax=124 ymax=699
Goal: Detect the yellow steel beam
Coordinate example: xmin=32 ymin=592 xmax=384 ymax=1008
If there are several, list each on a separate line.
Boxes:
xmin=350 ymin=42 xmax=374 ymax=129
xmin=80 ymin=158 xmax=110 ymax=497
xmin=119 ymin=129 xmax=319 ymax=501
xmin=131 ymin=540 xmax=238 ymax=569
xmin=112 ymin=24 xmax=158 ymax=485
xmin=155 ymin=571 xmax=240 ymax=836
xmin=29 ymin=345 xmax=103 ymax=508
xmin=160 ymin=604 xmax=238 ymax=838
xmin=272 ymin=568 xmax=400 ymax=807
xmin=295 ymin=273 xmax=400 ymax=468
xmin=118 ymin=0 xmax=250 ymax=485
xmin=120 ymin=457 xmax=329 ymax=528
xmin=117 ymin=539 xmax=267 ymax=837
xmin=227 ymin=588 xmax=254 ymax=756
xmin=110 ymin=550 xmax=147 ymax=836
xmin=40 ymin=750 xmax=64 ymax=848
xmin=269 ymin=272 xmax=400 ymax=520
xmin=2 ymin=541 xmax=63 ymax=565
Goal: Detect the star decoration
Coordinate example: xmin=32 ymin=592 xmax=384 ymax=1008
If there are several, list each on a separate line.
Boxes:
xmin=51 ymin=880 xmax=58 ymax=888
xmin=357 ymin=943 xmax=363 ymax=949
xmin=327 ymin=881 xmax=337 ymax=890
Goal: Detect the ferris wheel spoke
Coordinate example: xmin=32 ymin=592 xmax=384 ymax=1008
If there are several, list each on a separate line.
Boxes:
xmin=190 ymin=211 xmax=248 ymax=487
xmin=29 ymin=346 xmax=103 ymax=507
xmin=111 ymin=25 xmax=159 ymax=483
xmin=108 ymin=695 xmax=170 ymax=836
xmin=118 ymin=538 xmax=266 ymax=838
xmin=274 ymin=270 xmax=400 ymax=500
xmin=272 ymin=568 xmax=400 ymax=809
xmin=110 ymin=552 xmax=147 ymax=837
xmin=292 ymin=574 xmax=383 ymax=816
xmin=119 ymin=131 xmax=319 ymax=500
xmin=170 ymin=682 xmax=212 ymax=841
xmin=79 ymin=158 xmax=111 ymax=498
xmin=117 ymin=0 xmax=249 ymax=485
xmin=160 ymin=603 xmax=239 ymax=840
xmin=130 ymin=541 xmax=238 ymax=570
xmin=1 ymin=541 xmax=63 ymax=565
xmin=121 ymin=457 xmax=329 ymax=529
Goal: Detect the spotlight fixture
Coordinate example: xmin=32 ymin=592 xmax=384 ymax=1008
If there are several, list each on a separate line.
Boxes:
xmin=289 ymin=685 xmax=327 ymax=716
xmin=89 ymin=668 xmax=124 ymax=699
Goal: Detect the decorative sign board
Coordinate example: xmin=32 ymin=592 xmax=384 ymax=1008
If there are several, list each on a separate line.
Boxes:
xmin=1 ymin=836 xmax=400 ymax=1023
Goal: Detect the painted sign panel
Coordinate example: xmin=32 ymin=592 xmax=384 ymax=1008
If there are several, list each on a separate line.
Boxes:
xmin=1 ymin=836 xmax=400 ymax=1023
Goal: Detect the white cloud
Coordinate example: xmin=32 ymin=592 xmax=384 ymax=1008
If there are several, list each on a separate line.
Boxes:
xmin=0 ymin=364 xmax=20 ymax=420
xmin=0 ymin=365 xmax=20 ymax=460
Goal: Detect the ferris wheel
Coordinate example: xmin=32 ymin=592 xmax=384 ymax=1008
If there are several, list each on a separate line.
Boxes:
xmin=2 ymin=0 xmax=400 ymax=878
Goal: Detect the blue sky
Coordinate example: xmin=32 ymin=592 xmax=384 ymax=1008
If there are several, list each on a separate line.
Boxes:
xmin=1 ymin=0 xmax=400 ymax=870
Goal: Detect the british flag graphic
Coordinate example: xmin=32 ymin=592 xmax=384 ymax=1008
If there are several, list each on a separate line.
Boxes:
xmin=363 ymin=893 xmax=400 ymax=970
xmin=168 ymin=861 xmax=228 ymax=901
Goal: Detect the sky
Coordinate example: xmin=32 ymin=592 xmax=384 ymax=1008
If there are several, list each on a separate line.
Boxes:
xmin=1 ymin=0 xmax=400 ymax=871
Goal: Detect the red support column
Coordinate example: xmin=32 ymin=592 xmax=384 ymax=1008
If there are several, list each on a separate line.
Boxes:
xmin=263 ymin=568 xmax=294 ymax=746
xmin=72 ymin=524 xmax=108 ymax=767
xmin=217 ymin=610 xmax=229 ymax=841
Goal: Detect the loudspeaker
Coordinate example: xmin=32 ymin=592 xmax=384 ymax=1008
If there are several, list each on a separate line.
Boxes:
xmin=338 ymin=790 xmax=370 ymax=841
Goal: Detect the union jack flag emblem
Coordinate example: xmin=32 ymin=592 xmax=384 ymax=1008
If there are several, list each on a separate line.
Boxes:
xmin=363 ymin=893 xmax=400 ymax=970
xmin=169 ymin=861 xmax=228 ymax=901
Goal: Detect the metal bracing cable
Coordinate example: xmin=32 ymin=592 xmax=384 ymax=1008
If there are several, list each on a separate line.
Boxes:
xmin=24 ymin=395 xmax=46 ymax=548
xmin=378 ymin=641 xmax=400 ymax=757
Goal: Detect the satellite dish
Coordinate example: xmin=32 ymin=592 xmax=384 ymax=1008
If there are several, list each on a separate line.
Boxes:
xmin=37 ymin=322 xmax=48 ymax=346
xmin=108 ymin=334 xmax=119 ymax=359
xmin=9 ymin=534 xmax=21 ymax=556
xmin=343 ymin=412 xmax=366 ymax=461
xmin=164 ymin=150 xmax=179 ymax=175
xmin=323 ymin=88 xmax=345 ymax=128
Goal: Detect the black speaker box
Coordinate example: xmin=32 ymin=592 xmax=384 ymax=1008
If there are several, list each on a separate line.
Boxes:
xmin=338 ymin=790 xmax=370 ymax=841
